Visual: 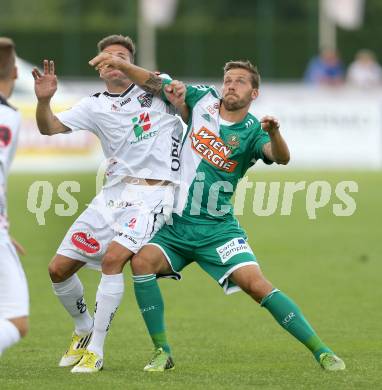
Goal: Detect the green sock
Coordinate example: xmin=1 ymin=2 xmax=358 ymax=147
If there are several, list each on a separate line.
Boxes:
xmin=261 ymin=289 xmax=331 ymax=361
xmin=133 ymin=274 xmax=171 ymax=354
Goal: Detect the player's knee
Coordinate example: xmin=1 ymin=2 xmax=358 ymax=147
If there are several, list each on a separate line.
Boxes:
xmin=245 ymin=278 xmax=273 ymax=302
xmin=48 ymin=259 xmax=67 ymax=282
xmin=131 ymin=254 xmax=156 ymax=275
xmin=10 ymin=317 xmax=29 ymax=338
xmin=102 ymin=251 xmax=129 ymax=273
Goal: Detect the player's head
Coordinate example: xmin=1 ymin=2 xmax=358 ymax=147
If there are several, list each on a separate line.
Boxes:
xmin=97 ymin=35 xmax=136 ymax=82
xmin=0 ymin=37 xmax=17 ymax=91
xmin=222 ymin=60 xmax=260 ymax=111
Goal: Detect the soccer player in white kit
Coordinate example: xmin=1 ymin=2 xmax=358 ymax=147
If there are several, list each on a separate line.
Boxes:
xmin=0 ymin=37 xmax=29 ymax=357
xmin=32 ymin=35 xmax=185 ymax=372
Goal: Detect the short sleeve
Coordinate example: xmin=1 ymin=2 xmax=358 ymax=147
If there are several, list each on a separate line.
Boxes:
xmin=55 ymin=97 xmax=95 ymax=133
xmin=185 ymin=84 xmax=218 ymax=109
xmin=252 ymin=126 xmax=273 ymax=165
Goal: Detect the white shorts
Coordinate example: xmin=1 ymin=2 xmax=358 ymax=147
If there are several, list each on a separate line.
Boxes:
xmin=0 ymin=235 xmax=29 ymax=319
xmin=57 ymin=182 xmax=174 ymax=269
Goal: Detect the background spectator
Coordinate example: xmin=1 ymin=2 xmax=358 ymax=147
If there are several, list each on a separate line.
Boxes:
xmin=304 ymin=48 xmax=345 ymax=86
xmin=347 ymin=49 xmax=382 ymax=88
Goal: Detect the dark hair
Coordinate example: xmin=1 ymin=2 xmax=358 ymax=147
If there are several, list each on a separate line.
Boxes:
xmin=97 ymin=35 xmax=136 ymax=62
xmin=223 ymin=60 xmax=260 ymax=89
xmin=0 ymin=37 xmax=16 ymax=80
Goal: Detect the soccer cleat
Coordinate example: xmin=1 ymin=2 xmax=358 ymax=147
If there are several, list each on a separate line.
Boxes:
xmin=319 ymin=353 xmax=346 ymax=371
xmin=144 ymin=347 xmax=175 ymax=372
xmin=58 ymin=331 xmax=93 ymax=367
xmin=71 ymin=350 xmax=103 ymax=373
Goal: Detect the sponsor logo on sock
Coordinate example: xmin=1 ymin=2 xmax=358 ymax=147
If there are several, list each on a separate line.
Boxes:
xmin=76 ymin=297 xmax=87 ymax=314
xmin=282 ymin=312 xmax=296 ymax=326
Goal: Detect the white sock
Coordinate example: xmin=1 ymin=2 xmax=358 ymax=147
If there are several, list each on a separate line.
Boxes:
xmin=87 ymin=273 xmax=124 ymax=358
xmin=52 ymin=274 xmax=93 ymax=336
xmin=0 ymin=319 xmax=21 ymax=356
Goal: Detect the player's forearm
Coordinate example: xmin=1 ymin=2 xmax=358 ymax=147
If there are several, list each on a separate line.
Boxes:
xmin=178 ymin=103 xmax=190 ymax=123
xmin=118 ymin=63 xmax=163 ymax=96
xmin=36 ymin=100 xmax=66 ymax=135
xmin=267 ymin=130 xmax=290 ymax=164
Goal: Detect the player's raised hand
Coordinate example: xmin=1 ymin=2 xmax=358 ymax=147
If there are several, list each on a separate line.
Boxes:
xmin=260 ymin=116 xmax=280 ymax=134
xmin=164 ymin=80 xmax=186 ymax=108
xmin=32 ymin=60 xmax=58 ymax=101
xmin=89 ymin=52 xmax=126 ymax=72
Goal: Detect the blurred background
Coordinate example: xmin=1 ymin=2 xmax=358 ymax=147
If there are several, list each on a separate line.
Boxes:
xmin=1 ymin=0 xmax=382 ymax=171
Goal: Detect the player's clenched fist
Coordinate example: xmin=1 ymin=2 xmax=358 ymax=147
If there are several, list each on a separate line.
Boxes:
xmin=32 ymin=60 xmax=58 ymax=102
xmin=260 ymin=115 xmax=280 ymax=134
xmin=164 ymin=80 xmax=186 ymax=108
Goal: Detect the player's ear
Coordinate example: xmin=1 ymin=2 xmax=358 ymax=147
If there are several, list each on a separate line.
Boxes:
xmin=251 ymin=88 xmax=259 ymax=101
xmin=13 ymin=65 xmax=18 ymax=80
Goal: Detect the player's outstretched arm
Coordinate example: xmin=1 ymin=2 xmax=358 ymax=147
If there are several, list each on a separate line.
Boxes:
xmin=261 ymin=116 xmax=290 ymax=165
xmin=32 ymin=60 xmax=70 ymax=135
xmin=89 ymin=53 xmax=165 ymax=96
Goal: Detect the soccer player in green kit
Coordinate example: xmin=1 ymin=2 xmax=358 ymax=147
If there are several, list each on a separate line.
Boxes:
xmin=89 ymin=54 xmax=345 ymax=373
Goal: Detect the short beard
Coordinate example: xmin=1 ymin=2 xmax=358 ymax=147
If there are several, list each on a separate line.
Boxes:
xmin=222 ymin=93 xmax=252 ymax=111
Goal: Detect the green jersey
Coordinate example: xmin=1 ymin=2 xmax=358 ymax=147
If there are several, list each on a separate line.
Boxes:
xmin=163 ymin=81 xmax=272 ymax=223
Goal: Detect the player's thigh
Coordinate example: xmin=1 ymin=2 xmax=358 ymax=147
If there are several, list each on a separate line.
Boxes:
xmin=195 ymin=222 xmax=259 ymax=294
xmin=0 ymin=239 xmax=29 ymax=320
xmin=48 ymin=254 xmax=86 ymax=282
xmin=112 ymin=184 xmax=174 ymax=254
xmin=56 ymin=195 xmax=116 ymax=270
xmin=131 ymin=244 xmax=172 ymax=275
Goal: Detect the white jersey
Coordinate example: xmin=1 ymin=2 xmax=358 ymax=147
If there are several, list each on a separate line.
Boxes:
xmin=0 ymin=96 xmax=21 ymax=234
xmin=56 ymin=83 xmax=183 ymax=185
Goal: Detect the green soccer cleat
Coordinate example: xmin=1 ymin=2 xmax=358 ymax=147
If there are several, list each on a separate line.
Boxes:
xmin=144 ymin=347 xmax=175 ymax=372
xmin=58 ymin=331 xmax=92 ymax=367
xmin=71 ymin=350 xmax=103 ymax=373
xmin=319 ymin=353 xmax=346 ymax=371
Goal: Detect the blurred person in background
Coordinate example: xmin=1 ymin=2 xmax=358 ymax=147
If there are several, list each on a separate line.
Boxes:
xmin=0 ymin=37 xmax=29 ymax=357
xmin=304 ymin=48 xmax=344 ymax=86
xmin=347 ymin=49 xmax=382 ymax=88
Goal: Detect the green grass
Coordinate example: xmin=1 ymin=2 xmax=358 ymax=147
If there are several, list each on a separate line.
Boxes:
xmin=1 ymin=171 xmax=381 ymax=389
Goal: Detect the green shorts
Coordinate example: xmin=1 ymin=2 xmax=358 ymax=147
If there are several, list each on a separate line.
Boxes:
xmin=149 ymin=215 xmax=258 ymax=294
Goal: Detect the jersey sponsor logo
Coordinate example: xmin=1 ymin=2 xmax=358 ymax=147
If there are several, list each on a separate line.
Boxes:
xmin=107 ymin=199 xmax=133 ymax=208
xmin=120 ymin=97 xmax=131 ymax=106
xmin=133 ymin=112 xmax=151 ymax=137
xmin=216 ymin=237 xmax=253 ymax=264
xmin=0 ymin=125 xmax=11 ymax=147
xmin=171 ymin=135 xmax=181 ymax=171
xmin=190 ymin=127 xmax=238 ymax=172
xmin=137 ymin=92 xmax=154 ymax=108
xmin=131 ymin=112 xmax=158 ymax=144
xmin=71 ymin=231 xmax=101 ymax=255
xmin=128 ymin=217 xmax=137 ymax=229
xmin=227 ymin=133 xmax=240 ymax=150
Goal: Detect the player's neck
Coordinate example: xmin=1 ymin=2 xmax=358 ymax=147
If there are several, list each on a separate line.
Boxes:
xmin=105 ymin=79 xmax=133 ymax=94
xmin=0 ymin=81 xmax=13 ymax=99
xmin=219 ymin=105 xmax=249 ymax=124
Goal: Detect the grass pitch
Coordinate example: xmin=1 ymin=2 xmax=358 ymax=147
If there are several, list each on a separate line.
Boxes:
xmin=0 ymin=170 xmax=381 ymax=389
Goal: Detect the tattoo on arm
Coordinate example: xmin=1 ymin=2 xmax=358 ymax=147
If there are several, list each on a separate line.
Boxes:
xmin=142 ymin=73 xmax=163 ymax=95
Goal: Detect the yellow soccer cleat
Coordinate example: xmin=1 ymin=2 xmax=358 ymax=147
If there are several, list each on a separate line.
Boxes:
xmin=144 ymin=347 xmax=175 ymax=372
xmin=71 ymin=350 xmax=103 ymax=373
xmin=58 ymin=332 xmax=92 ymax=367
xmin=319 ymin=353 xmax=346 ymax=371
